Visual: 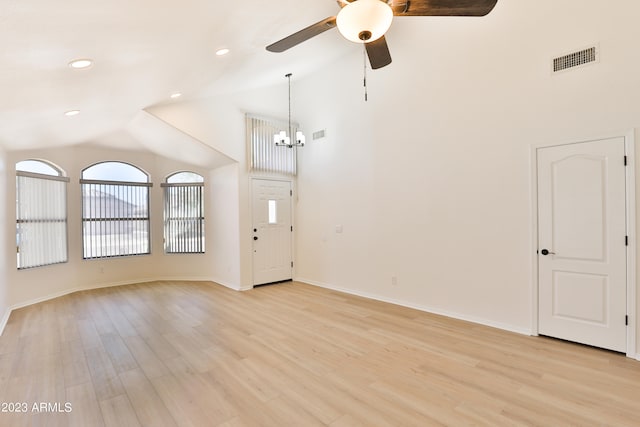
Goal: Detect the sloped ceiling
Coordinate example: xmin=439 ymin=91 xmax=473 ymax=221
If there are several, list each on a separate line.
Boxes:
xmin=0 ymin=0 xmax=353 ymax=156
xmin=126 ymin=110 xmax=235 ymax=168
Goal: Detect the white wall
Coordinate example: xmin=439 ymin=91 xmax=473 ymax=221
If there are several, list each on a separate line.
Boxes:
xmin=97 ymin=1 xmax=640 ymax=356
xmin=0 ymin=147 xmax=8 ymax=331
xmin=4 ymin=145 xmax=216 ymax=311
xmin=209 ymin=163 xmax=243 ymax=289
xmin=147 ymin=84 xmax=294 ymax=289
xmin=292 ymin=0 xmax=640 ymax=351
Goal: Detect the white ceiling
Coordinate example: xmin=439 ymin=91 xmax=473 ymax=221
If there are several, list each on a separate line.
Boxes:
xmin=0 ymin=0 xmax=355 ymax=151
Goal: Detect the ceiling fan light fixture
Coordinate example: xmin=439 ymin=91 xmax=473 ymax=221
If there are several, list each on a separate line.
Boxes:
xmin=336 ymin=0 xmax=393 ymax=43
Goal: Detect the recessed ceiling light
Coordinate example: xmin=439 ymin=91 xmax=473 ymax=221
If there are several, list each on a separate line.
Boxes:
xmin=215 ymin=48 xmax=230 ymax=56
xmin=68 ymin=58 xmax=93 ymax=69
xmin=64 ymin=110 xmax=80 ymax=117
xmin=170 ymin=92 xmax=182 ymax=99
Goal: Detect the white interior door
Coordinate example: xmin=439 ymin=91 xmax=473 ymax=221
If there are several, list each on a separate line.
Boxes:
xmin=252 ymin=179 xmax=292 ymax=286
xmin=537 ymin=137 xmax=627 ymax=352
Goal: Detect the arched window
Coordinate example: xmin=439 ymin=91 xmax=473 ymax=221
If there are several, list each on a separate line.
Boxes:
xmin=81 ymin=161 xmax=148 ymax=182
xmin=162 ymin=171 xmax=205 ymax=253
xmin=166 ymin=171 xmax=204 ymax=184
xmin=16 ymin=159 xmax=62 ymax=176
xmin=81 ymin=162 xmax=153 ymax=259
xmin=16 ymin=159 xmax=69 ymax=269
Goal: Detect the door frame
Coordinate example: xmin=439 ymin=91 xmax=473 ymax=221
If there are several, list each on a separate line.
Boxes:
xmin=250 ymin=176 xmax=295 ymax=287
xmin=529 ymin=130 xmax=637 ymax=359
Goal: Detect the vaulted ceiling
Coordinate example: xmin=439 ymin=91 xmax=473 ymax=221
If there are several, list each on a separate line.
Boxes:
xmin=0 ymin=0 xmax=357 ymax=152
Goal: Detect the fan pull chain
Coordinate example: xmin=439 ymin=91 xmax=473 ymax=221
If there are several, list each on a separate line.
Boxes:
xmin=286 ymin=73 xmax=292 ymax=138
xmin=363 ymin=46 xmax=368 ymax=102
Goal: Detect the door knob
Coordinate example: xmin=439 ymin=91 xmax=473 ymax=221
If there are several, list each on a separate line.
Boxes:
xmin=540 ymin=249 xmax=555 ymax=255
xmin=253 ymin=236 xmax=258 ymax=241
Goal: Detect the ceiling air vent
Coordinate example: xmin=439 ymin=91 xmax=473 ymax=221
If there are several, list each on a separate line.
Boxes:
xmin=552 ymin=46 xmax=598 ymax=73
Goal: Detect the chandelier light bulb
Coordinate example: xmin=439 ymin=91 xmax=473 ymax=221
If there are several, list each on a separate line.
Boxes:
xmin=274 ymin=131 xmax=290 ymax=146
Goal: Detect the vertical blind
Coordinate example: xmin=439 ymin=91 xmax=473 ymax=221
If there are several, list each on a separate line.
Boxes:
xmin=81 ymin=180 xmax=151 ymax=259
xmin=162 ymin=183 xmax=205 ymax=253
xmin=16 ymin=172 xmax=69 ymax=269
xmin=247 ymin=114 xmax=298 ymax=175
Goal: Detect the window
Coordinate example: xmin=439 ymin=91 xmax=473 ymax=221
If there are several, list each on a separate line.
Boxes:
xmin=268 ymin=200 xmax=277 ymax=224
xmin=81 ymin=162 xmax=152 ymax=259
xmin=16 ymin=159 xmax=69 ymax=269
xmin=162 ymin=171 xmax=205 ymax=253
xmin=247 ymin=114 xmax=298 ymax=175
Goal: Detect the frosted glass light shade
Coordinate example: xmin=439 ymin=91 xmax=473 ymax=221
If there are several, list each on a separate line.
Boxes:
xmin=336 ymin=0 xmax=393 ymax=43
xmin=274 ymin=130 xmax=290 ymax=146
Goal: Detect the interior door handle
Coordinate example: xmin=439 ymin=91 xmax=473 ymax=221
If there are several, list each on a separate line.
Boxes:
xmin=253 ymin=236 xmax=258 ymax=241
xmin=540 ymin=249 xmax=555 ymax=255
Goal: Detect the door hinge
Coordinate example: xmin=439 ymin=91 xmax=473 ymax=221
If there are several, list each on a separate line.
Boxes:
xmin=625 ymin=315 xmax=628 ymax=326
xmin=290 ymin=189 xmax=293 ymax=196
xmin=291 ymin=225 xmax=293 ymax=232
xmin=291 ymin=261 xmax=294 ymax=268
xmin=624 ymin=155 xmax=628 ymax=166
xmin=625 ymin=236 xmax=628 ymax=246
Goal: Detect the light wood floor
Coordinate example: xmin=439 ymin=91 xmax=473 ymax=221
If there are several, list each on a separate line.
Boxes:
xmin=0 ymin=281 xmax=639 ymax=426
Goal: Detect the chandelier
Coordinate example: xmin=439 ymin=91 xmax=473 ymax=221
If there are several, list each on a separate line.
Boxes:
xmin=274 ymin=73 xmax=305 ymax=148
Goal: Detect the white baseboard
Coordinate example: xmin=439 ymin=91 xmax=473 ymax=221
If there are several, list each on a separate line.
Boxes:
xmin=0 ymin=285 xmax=79 ymax=336
xmin=0 ymin=276 xmax=236 ymax=336
xmin=0 ymin=308 xmax=11 ymax=338
xmin=295 ymin=277 xmax=532 ymax=336
xmin=81 ymin=278 xmax=156 ymax=292
xmin=7 ymin=286 xmax=84 ymax=312
xmin=3 ymin=276 xmax=638 ymax=358
xmin=143 ymin=276 xmax=214 ymax=285
xmin=210 ymin=276 xmax=250 ymax=291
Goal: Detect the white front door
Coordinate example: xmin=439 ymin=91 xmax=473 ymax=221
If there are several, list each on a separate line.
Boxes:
xmin=251 ymin=179 xmax=292 ymax=286
xmin=537 ymin=137 xmax=627 ymax=352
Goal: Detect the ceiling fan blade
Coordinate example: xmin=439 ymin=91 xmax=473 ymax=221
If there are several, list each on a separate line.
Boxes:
xmin=391 ymin=0 xmax=498 ymax=16
xmin=266 ymin=17 xmax=337 ymax=53
xmin=366 ymin=36 xmax=392 ymax=70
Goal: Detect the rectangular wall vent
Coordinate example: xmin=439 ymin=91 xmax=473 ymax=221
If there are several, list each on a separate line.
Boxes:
xmin=313 ymin=129 xmax=326 ymax=140
xmin=552 ymin=46 xmax=598 ymax=73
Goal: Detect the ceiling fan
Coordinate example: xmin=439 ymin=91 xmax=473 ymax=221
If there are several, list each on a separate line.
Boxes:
xmin=266 ymin=0 xmax=498 ymax=69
